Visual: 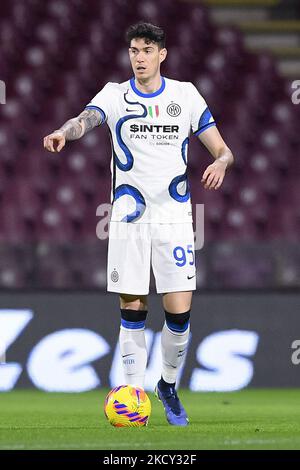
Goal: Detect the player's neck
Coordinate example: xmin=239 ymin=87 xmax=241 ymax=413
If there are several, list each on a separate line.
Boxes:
xmin=134 ymin=74 xmax=162 ymax=95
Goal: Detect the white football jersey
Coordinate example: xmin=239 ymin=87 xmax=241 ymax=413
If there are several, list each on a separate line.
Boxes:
xmin=86 ymin=77 xmax=215 ymax=223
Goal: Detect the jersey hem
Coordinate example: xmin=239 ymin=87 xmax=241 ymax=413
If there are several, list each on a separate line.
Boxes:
xmin=109 ymin=219 xmax=193 ymax=224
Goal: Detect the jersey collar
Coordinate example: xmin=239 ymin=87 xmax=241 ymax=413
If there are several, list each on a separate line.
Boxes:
xmin=130 ymin=76 xmax=166 ymax=98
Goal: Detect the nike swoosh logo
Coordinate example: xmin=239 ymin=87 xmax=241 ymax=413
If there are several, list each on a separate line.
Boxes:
xmin=122 ymin=353 xmax=134 ymax=358
xmin=187 ymin=275 xmax=196 ymax=280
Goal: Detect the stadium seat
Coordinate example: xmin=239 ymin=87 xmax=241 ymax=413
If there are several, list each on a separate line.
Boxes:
xmin=14 ymin=149 xmax=54 ymax=196
xmin=210 ymin=242 xmax=273 ymax=288
xmin=0 ymin=204 xmax=31 ymax=243
xmin=2 ymin=178 xmax=41 ymax=222
xmin=266 ymin=205 xmax=300 ymax=241
xmin=221 ymin=206 xmax=259 ymax=240
xmin=36 ymin=263 xmax=74 ymax=288
xmin=0 ymin=125 xmax=19 ymax=166
xmin=68 ymin=242 xmax=108 ymax=287
xmin=47 ymin=179 xmax=87 ymax=222
xmin=35 ymin=206 xmax=76 ymax=242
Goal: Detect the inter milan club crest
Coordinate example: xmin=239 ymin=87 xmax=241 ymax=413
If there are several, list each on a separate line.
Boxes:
xmin=111 ymin=269 xmax=119 ymax=282
xmin=167 ymin=102 xmax=181 ymax=117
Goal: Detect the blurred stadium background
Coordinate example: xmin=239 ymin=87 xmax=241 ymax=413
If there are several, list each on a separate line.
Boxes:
xmin=0 ymin=0 xmax=300 ymax=289
xmin=0 ymin=0 xmax=300 ymax=408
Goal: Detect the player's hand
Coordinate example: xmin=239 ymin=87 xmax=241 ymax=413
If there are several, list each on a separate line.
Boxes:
xmin=43 ymin=130 xmax=66 ymax=153
xmin=201 ymin=160 xmax=227 ymax=190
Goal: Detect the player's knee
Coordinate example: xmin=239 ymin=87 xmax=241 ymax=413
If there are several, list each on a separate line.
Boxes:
xmin=119 ymin=294 xmax=147 ymax=311
xmin=162 ymin=292 xmax=193 ymax=313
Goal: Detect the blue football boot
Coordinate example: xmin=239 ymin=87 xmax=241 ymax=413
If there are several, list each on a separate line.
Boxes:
xmin=155 ymin=379 xmax=189 ymax=426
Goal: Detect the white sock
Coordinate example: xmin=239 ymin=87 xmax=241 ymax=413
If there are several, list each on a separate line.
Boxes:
xmin=161 ymin=322 xmax=190 ymax=384
xmin=119 ymin=325 xmax=147 ymax=389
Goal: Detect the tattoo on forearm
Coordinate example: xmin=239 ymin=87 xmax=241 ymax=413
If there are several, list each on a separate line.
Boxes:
xmin=59 ymin=118 xmax=83 ymax=141
xmin=59 ymin=109 xmax=102 ymax=141
xmin=79 ymin=109 xmax=102 ymax=133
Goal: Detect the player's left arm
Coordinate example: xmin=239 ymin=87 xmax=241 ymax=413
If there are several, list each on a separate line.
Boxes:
xmin=198 ymin=126 xmax=234 ymax=190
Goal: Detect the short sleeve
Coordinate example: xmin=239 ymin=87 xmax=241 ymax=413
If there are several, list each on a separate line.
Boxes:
xmin=85 ymin=82 xmax=114 ymax=125
xmin=187 ymin=83 xmax=216 ymax=136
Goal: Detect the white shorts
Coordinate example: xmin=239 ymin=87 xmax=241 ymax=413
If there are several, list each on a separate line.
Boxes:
xmin=107 ymin=221 xmax=196 ymax=295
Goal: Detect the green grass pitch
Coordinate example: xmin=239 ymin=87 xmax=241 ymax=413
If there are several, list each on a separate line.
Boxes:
xmin=0 ymin=389 xmax=300 ymax=450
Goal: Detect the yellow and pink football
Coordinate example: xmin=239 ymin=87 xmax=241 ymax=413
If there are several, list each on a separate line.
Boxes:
xmin=104 ymin=385 xmax=151 ymax=427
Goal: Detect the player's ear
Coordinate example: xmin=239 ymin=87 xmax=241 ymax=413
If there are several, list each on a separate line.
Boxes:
xmin=159 ymin=48 xmax=167 ymax=64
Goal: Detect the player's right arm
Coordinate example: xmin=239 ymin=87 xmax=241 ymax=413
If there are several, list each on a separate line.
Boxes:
xmin=43 ymin=108 xmax=102 ymax=153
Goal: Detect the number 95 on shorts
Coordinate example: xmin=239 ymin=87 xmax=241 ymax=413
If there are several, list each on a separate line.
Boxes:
xmin=107 ymin=222 xmax=196 ymax=295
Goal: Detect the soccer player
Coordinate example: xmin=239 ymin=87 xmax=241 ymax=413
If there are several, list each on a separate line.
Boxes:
xmin=44 ymin=22 xmax=234 ymax=426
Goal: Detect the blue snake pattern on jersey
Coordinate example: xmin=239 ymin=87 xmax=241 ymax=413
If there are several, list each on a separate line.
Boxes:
xmin=113 ymin=91 xmax=147 ymax=222
xmin=168 ymin=137 xmax=190 ymax=202
xmin=114 ymin=91 xmax=147 ymax=171
xmin=114 ymin=184 xmax=146 ymax=223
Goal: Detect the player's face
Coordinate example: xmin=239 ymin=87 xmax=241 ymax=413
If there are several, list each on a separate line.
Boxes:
xmin=129 ymin=38 xmax=167 ymax=80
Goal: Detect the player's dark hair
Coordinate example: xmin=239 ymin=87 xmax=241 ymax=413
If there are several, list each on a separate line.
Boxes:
xmin=126 ymin=22 xmax=166 ymax=49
